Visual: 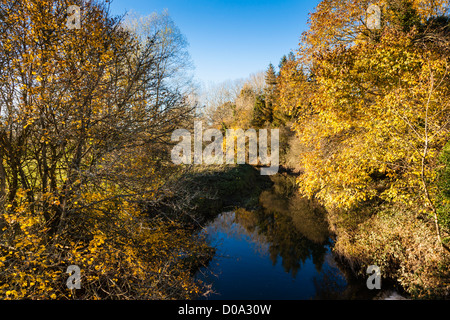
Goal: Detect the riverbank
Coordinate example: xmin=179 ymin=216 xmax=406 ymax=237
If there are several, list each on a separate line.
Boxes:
xmin=326 ymin=201 xmax=450 ymax=299
xmin=257 ymin=172 xmax=411 ymax=299
xmin=182 ymin=164 xmax=273 ymax=223
xmin=192 ymin=167 xmax=409 ymax=299
xmin=271 ymin=169 xmax=448 ymax=299
xmin=185 ymin=163 xmax=448 ymax=299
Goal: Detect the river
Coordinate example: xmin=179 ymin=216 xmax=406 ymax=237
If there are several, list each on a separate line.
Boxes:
xmin=195 ymin=174 xmax=397 ymax=300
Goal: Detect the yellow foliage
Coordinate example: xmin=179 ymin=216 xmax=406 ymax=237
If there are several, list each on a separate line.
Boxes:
xmin=279 ymin=21 xmax=449 ymax=211
xmin=0 ymin=0 xmax=210 ymax=300
xmin=0 ymin=191 xmax=211 ymax=299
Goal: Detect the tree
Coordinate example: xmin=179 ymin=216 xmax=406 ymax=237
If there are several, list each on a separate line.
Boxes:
xmin=288 ymin=51 xmax=296 ymax=62
xmin=279 ymin=55 xmax=288 ymax=70
xmin=0 ymin=0 xmax=205 ymax=299
xmin=272 ymin=0 xmax=450 ymax=298
xmin=201 ymin=79 xmax=242 ymax=128
xmin=246 ymin=71 xmax=266 ymax=95
xmin=279 ymin=52 xmax=296 ymax=70
xmin=234 ymin=84 xmax=256 ymax=128
xmin=265 ymin=63 xmax=278 ymax=93
xmin=437 ymin=141 xmax=450 ymax=235
xmin=123 ymin=10 xmax=195 ymax=104
xmin=251 ymin=95 xmax=267 ymax=128
xmin=278 ymin=0 xmax=450 ymax=247
xmin=262 ymin=64 xmax=277 ymax=124
xmin=298 ymin=0 xmax=449 ymax=66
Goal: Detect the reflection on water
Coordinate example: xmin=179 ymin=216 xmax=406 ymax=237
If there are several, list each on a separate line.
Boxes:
xmin=253 ymin=188 xmax=330 ymax=278
xmin=196 ymin=174 xmax=374 ymax=300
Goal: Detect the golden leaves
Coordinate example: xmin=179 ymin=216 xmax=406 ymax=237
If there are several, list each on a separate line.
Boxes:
xmin=278 ymin=0 xmax=450 ymax=211
xmin=0 ymin=0 xmax=209 ymax=300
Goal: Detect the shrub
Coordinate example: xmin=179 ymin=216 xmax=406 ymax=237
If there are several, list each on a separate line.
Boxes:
xmin=332 ymin=203 xmax=450 ymax=299
xmin=437 ymin=141 xmax=450 ymax=235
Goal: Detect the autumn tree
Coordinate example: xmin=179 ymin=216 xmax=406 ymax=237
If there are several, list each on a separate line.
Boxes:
xmin=279 ymin=52 xmax=296 ymax=70
xmin=281 ymin=0 xmax=448 ymax=217
xmin=0 ymin=0 xmax=207 ymax=300
xmin=275 ymin=2 xmax=450 ymax=298
xmin=234 ymin=84 xmax=256 ymax=128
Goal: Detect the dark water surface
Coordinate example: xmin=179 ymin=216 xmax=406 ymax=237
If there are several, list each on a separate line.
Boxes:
xmin=195 ymin=178 xmax=383 ymax=300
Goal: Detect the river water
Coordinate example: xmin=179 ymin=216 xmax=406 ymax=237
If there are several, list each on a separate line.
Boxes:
xmin=195 ymin=175 xmax=390 ymax=300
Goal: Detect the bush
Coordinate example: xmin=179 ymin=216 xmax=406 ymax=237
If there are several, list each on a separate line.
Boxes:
xmin=331 ymin=203 xmax=450 ymax=299
xmin=437 ymin=141 xmax=450 ymax=234
xmin=0 ymin=190 xmax=212 ymax=300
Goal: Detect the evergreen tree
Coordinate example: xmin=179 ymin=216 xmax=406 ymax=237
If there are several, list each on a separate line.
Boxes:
xmin=262 ymin=63 xmax=277 ymax=125
xmin=265 ymin=63 xmax=277 ymax=90
xmin=387 ymin=0 xmax=422 ymax=32
xmin=279 ymin=55 xmax=288 ymax=70
xmin=288 ymin=51 xmax=296 ymax=62
xmin=251 ymin=95 xmax=267 ymax=127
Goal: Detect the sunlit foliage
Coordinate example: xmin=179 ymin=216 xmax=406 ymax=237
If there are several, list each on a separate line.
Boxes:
xmin=276 ymin=0 xmax=450 ymax=297
xmin=0 ymin=0 xmax=207 ymax=299
xmin=277 ymin=0 xmax=449 ymax=234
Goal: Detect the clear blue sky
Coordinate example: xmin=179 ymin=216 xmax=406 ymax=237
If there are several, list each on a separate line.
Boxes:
xmin=108 ymin=0 xmax=320 ymax=85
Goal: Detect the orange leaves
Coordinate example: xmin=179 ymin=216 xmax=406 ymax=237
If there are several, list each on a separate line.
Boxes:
xmin=0 ymin=193 xmax=211 ymax=299
xmin=0 ymin=0 xmax=209 ymax=301
xmin=278 ymin=0 xmax=450 ymax=211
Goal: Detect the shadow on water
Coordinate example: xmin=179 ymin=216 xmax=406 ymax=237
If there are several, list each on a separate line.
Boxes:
xmin=195 ymin=173 xmax=382 ymax=300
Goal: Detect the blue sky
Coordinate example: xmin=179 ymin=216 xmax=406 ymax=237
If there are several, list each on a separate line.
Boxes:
xmin=108 ymin=0 xmax=320 ymax=85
